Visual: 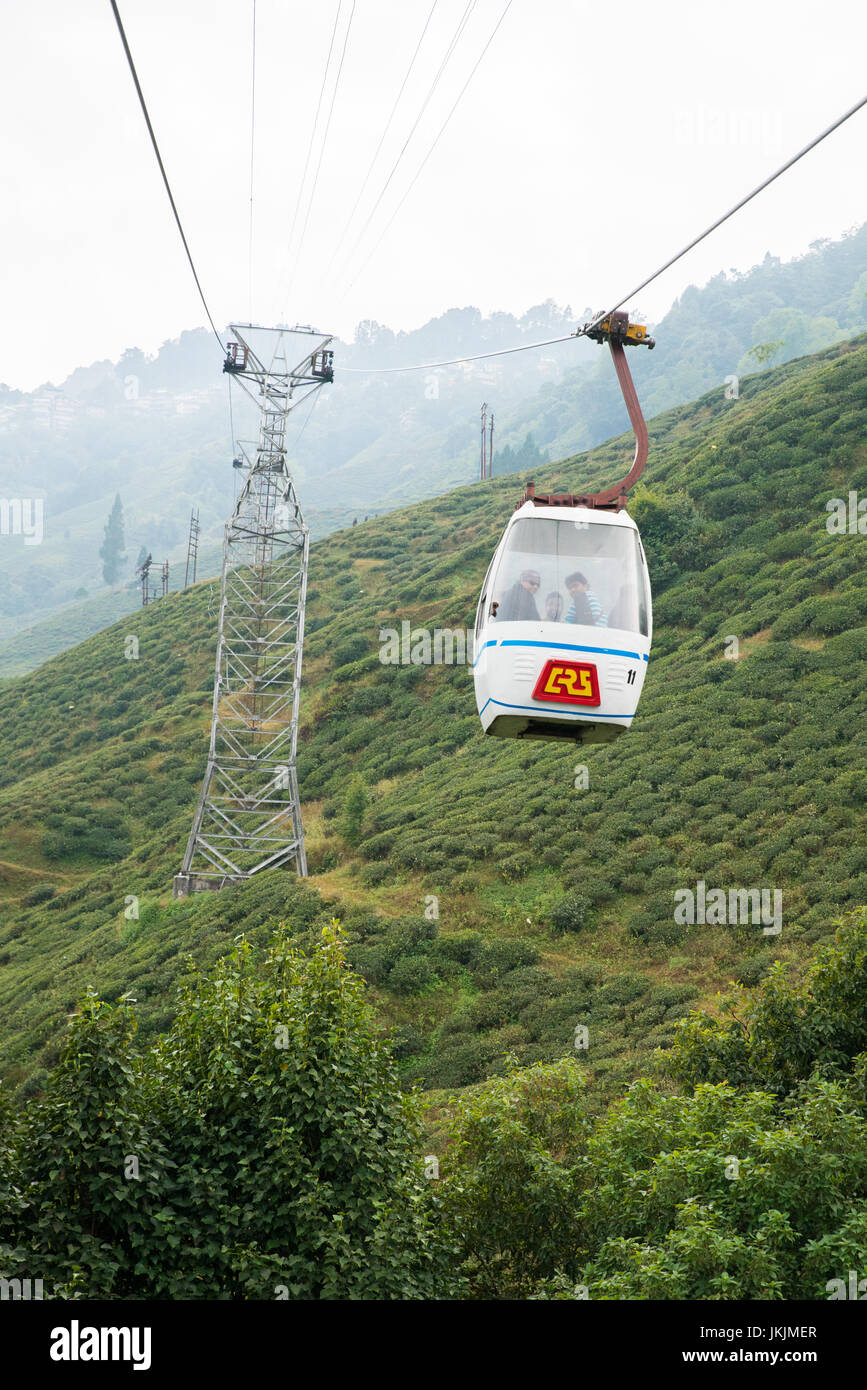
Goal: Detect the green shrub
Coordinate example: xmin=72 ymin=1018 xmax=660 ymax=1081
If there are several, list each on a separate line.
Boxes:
xmin=550 ymin=892 xmax=590 ymax=934
xmin=389 ymin=956 xmax=434 ymax=994
xmin=433 ymin=932 xmax=483 ymax=967
xmin=472 ymin=939 xmax=539 ymax=988
xmin=360 ymin=861 xmax=393 ymax=887
xmin=21 ymin=882 xmax=56 ymax=907
xmin=333 ymin=635 xmax=369 ymax=667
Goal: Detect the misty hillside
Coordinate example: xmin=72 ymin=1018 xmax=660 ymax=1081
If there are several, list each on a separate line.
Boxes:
xmin=0 ymin=332 xmax=865 ymax=1101
xmin=2 ymin=227 xmax=867 ymax=678
xmin=0 ymin=302 xmax=578 ymax=663
xmin=500 ymin=223 xmax=867 ymax=465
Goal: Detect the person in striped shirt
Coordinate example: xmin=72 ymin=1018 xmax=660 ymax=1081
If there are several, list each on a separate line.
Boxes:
xmin=565 ymin=571 xmax=607 ymax=627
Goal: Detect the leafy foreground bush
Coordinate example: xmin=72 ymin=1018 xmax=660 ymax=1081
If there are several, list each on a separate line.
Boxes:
xmin=0 ymin=926 xmax=461 ymax=1300
xmin=437 ymin=911 xmax=867 ymax=1300
xmin=4 ymin=912 xmax=866 ymax=1301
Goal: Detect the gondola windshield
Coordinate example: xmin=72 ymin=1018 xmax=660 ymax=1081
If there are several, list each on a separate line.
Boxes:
xmin=490 ymin=517 xmax=649 ymax=635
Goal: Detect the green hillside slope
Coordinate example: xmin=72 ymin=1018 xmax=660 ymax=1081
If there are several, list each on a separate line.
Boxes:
xmin=0 ymin=335 xmax=865 ymax=1099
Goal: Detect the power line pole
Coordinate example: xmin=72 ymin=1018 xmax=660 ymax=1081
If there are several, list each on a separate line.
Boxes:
xmin=184 ymin=508 xmax=200 ymax=588
xmin=138 ymin=553 xmax=153 ymax=607
xmin=161 ymin=560 xmax=170 ymax=598
xmin=480 ymin=402 xmax=488 ymax=480
xmin=488 ymin=409 xmax=494 ymax=478
xmin=174 ymin=325 xmax=334 ymax=897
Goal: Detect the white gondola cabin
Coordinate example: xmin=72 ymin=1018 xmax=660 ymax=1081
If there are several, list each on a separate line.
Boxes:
xmin=473 ymin=310 xmax=655 ymax=744
xmin=473 ymin=500 xmax=651 ymax=743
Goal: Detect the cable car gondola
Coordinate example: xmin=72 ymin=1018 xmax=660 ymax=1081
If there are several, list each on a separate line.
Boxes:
xmin=473 ymin=312 xmax=654 ymax=744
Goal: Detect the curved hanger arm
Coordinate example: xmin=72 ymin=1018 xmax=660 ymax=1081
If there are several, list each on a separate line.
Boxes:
xmin=586 ymin=339 xmax=649 ymax=508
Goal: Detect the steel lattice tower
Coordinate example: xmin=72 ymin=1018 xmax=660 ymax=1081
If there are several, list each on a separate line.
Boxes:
xmin=184 ymin=507 xmax=200 ymax=588
xmin=174 ymin=325 xmax=333 ymax=896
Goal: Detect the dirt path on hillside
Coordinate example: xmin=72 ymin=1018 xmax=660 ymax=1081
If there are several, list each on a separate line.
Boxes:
xmin=0 ymin=858 xmax=73 ymax=880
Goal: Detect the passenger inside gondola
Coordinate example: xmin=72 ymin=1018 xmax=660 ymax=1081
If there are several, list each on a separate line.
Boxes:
xmin=544 ymin=591 xmax=564 ymax=622
xmin=490 ymin=517 xmax=649 ymax=635
xmin=565 ymin=571 xmax=607 ymax=627
xmin=497 ymin=568 xmax=541 ymax=621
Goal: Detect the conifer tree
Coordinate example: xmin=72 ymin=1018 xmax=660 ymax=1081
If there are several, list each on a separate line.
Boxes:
xmin=99 ymin=493 xmax=126 ymax=586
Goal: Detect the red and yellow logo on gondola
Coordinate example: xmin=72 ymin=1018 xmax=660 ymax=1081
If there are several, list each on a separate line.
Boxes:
xmin=532 ymin=659 xmax=600 ymax=706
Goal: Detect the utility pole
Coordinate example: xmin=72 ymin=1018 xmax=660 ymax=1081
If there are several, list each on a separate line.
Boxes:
xmin=174 ymin=325 xmax=334 ymax=897
xmin=480 ymin=402 xmax=488 ymax=480
xmin=138 ymin=553 xmax=153 ymax=607
xmin=161 ymin=560 xmax=170 ymax=598
xmin=184 ymin=508 xmax=200 ymax=588
xmin=480 ymin=403 xmax=495 ymax=479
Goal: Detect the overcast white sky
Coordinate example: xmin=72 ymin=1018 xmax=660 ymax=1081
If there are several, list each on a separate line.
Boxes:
xmin=2 ymin=0 xmax=866 ymax=389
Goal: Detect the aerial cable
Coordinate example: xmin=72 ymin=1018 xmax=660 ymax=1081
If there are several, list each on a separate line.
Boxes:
xmin=228 ymin=374 xmax=241 ymax=504
xmin=292 ymin=388 xmax=322 ymax=459
xmin=321 ymin=0 xmax=440 ymax=286
xmin=341 ymin=332 xmax=576 ymax=373
xmin=341 ymin=0 xmax=513 ymax=296
xmin=345 ymin=85 xmax=867 ymax=372
xmin=248 ymin=0 xmax=257 ymax=321
xmin=587 ymin=89 xmax=867 ymax=333
xmin=108 ymin=0 xmax=225 ymax=352
xmin=282 ymin=0 xmax=344 ymax=319
xmin=334 ymin=0 xmax=478 ymax=288
xmin=287 ymin=0 xmax=357 ymax=307
xmin=228 ymin=372 xmax=236 ymax=451
xmin=335 ymin=0 xmax=476 ymax=286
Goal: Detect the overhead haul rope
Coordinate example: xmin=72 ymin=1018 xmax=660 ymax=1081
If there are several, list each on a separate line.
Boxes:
xmin=341 ymin=0 xmax=514 ymax=297
xmin=334 ymin=0 xmax=478 ymax=288
xmin=107 ymin=0 xmax=865 ymax=378
xmin=321 ymin=0 xmax=440 ymax=285
xmin=586 ymin=89 xmax=867 ymax=334
xmin=288 ymin=6 xmax=341 ymax=235
xmin=248 ymin=0 xmax=257 ymax=321
xmin=343 ymin=88 xmax=867 ymax=373
xmin=287 ymin=0 xmax=358 ymax=308
xmin=292 ymin=390 xmax=322 ymax=460
xmin=108 ymin=0 xmax=225 ymax=352
xmin=340 ymin=332 xmax=577 ymax=373
xmin=282 ymin=0 xmax=345 ymax=319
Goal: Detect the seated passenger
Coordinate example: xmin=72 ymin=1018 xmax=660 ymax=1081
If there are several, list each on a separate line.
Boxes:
xmin=497 ymin=568 xmax=541 ymax=621
xmin=565 ymin=571 xmax=607 ymax=627
xmin=544 ymin=591 xmax=564 ymax=622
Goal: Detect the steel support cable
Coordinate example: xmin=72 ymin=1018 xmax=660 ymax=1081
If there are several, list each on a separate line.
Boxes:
xmin=320 ymin=0 xmax=440 ymax=285
xmin=229 ymin=381 xmax=240 ymax=503
xmin=291 ymin=388 xmax=322 ymax=460
xmin=344 ymin=86 xmax=867 ymax=372
xmin=334 ymin=0 xmax=478 ymax=289
xmin=282 ymin=1 xmax=344 ymax=318
xmin=587 ymin=89 xmax=867 ymax=333
xmin=287 ymin=0 xmax=357 ymax=306
xmin=341 ymin=332 xmax=576 ymax=373
xmin=108 ymin=0 xmax=225 ymax=351
xmin=341 ymin=0 xmax=513 ymax=296
xmin=248 ymin=0 xmax=257 ymax=321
